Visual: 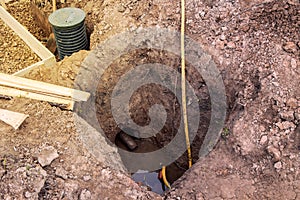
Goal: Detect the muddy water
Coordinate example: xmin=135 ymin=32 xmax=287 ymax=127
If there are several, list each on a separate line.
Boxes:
xmin=115 ymin=135 xmax=186 ymax=195
xmin=132 ymin=171 xmax=165 ymax=194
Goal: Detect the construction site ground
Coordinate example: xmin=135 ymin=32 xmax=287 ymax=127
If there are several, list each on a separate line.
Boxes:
xmin=0 ymin=0 xmax=299 ymax=199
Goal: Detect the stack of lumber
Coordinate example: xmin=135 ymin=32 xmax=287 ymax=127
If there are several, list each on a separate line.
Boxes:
xmin=0 ymin=73 xmax=90 ymax=110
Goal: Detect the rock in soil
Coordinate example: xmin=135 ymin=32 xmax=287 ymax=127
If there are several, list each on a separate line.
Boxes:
xmin=267 ymin=145 xmax=281 ymax=161
xmin=282 ymin=41 xmax=298 ymax=53
xmin=37 ymin=146 xmax=59 ymax=167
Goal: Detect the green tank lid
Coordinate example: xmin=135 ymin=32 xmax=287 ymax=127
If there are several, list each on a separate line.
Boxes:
xmin=48 ymin=7 xmax=86 ymax=28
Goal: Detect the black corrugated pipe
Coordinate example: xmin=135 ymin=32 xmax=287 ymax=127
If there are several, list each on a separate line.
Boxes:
xmin=48 ymin=7 xmax=88 ymax=60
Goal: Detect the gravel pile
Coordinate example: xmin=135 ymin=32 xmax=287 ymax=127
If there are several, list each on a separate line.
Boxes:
xmin=0 ymin=0 xmax=48 ymax=74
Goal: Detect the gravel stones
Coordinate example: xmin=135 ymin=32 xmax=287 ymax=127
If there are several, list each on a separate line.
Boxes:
xmin=226 ymin=41 xmax=236 ymax=49
xmin=267 ymin=146 xmax=281 ymax=161
xmin=274 ymin=161 xmax=282 ymax=170
xmin=0 ymin=1 xmax=47 ymax=74
xmin=276 ymin=121 xmax=296 ymax=131
xmin=260 ymin=135 xmax=268 ymax=145
xmin=79 ymin=189 xmax=92 ymax=200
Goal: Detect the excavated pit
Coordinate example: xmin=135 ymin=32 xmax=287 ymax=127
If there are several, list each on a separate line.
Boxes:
xmin=72 ymin=22 xmax=228 ymax=195
xmin=74 ymin=43 xmax=227 ymax=194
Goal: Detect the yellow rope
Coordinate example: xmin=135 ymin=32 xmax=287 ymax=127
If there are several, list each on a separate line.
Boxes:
xmin=162 ymin=166 xmax=171 ymax=189
xmin=159 ymin=0 xmax=191 ymax=190
xmin=181 ymin=0 xmax=192 ymax=168
xmin=161 ymin=0 xmax=193 ymax=191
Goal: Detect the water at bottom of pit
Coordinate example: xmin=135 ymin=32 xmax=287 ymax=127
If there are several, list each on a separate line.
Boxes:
xmin=115 ymin=134 xmax=187 ymax=195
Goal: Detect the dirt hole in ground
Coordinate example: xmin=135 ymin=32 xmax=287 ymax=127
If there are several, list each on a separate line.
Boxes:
xmin=94 ymin=48 xmax=214 ymax=194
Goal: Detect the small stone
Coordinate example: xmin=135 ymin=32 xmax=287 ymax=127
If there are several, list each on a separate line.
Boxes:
xmin=286 ymin=98 xmax=298 ymax=109
xmin=241 ymin=24 xmax=250 ymax=32
xmin=227 ymin=41 xmax=236 ymax=49
xmin=271 ymin=3 xmax=279 ymax=11
xmin=83 ymin=175 xmax=92 ymax=181
xmin=276 ymin=121 xmax=296 ymax=130
xmin=274 ymin=161 xmax=282 ymax=169
xmin=221 ymin=26 xmax=228 ymax=31
xmin=260 ymin=135 xmax=268 ymax=145
xmin=282 ymin=42 xmax=298 ymax=53
xmin=33 ymin=167 xmax=47 ymax=193
xmin=259 ymin=125 xmax=266 ymax=132
xmin=272 ymin=81 xmax=279 ymax=87
xmin=37 ymin=146 xmax=59 ymax=167
xmin=279 ymin=111 xmax=295 ymax=121
xmin=233 ymin=36 xmax=240 ymax=42
xmin=55 ymin=167 xmax=68 ymax=180
xmin=220 ymin=34 xmax=226 ymax=41
xmin=117 ymin=5 xmax=126 ymax=12
xmin=199 ymin=11 xmax=206 ymax=19
xmin=291 ymin=58 xmax=297 ymax=69
xmin=79 ymin=189 xmax=92 ymax=200
xmin=24 ymin=191 xmax=32 ymax=198
xmin=195 ymin=192 xmax=205 ymax=200
xmin=16 ymin=167 xmax=26 ymax=173
xmin=276 ymin=122 xmax=284 ymax=130
xmin=279 ymin=145 xmax=285 ymax=151
xmin=216 ymin=39 xmax=225 ymax=50
xmin=267 ymin=146 xmax=281 ymax=161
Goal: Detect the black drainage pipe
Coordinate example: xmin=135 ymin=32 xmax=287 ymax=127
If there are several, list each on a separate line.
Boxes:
xmin=48 ymin=7 xmax=88 ymax=60
xmin=117 ymin=131 xmax=138 ymax=151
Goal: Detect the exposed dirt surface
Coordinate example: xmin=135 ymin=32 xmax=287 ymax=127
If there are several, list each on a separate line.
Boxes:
xmin=163 ymin=0 xmax=300 ymax=199
xmin=0 ymin=99 xmax=158 ymax=200
xmin=0 ymin=0 xmax=299 ymax=199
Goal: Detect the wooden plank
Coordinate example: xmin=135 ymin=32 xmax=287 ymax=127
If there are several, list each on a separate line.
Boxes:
xmin=12 ymin=60 xmax=45 ymax=77
xmin=0 ymin=109 xmax=28 ymax=129
xmin=0 ymin=86 xmax=74 ymax=110
xmin=0 ymin=73 xmax=90 ymax=102
xmin=0 ymin=6 xmax=54 ymax=60
xmin=43 ymin=56 xmax=56 ymax=67
xmin=13 ymin=56 xmax=56 ymax=77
